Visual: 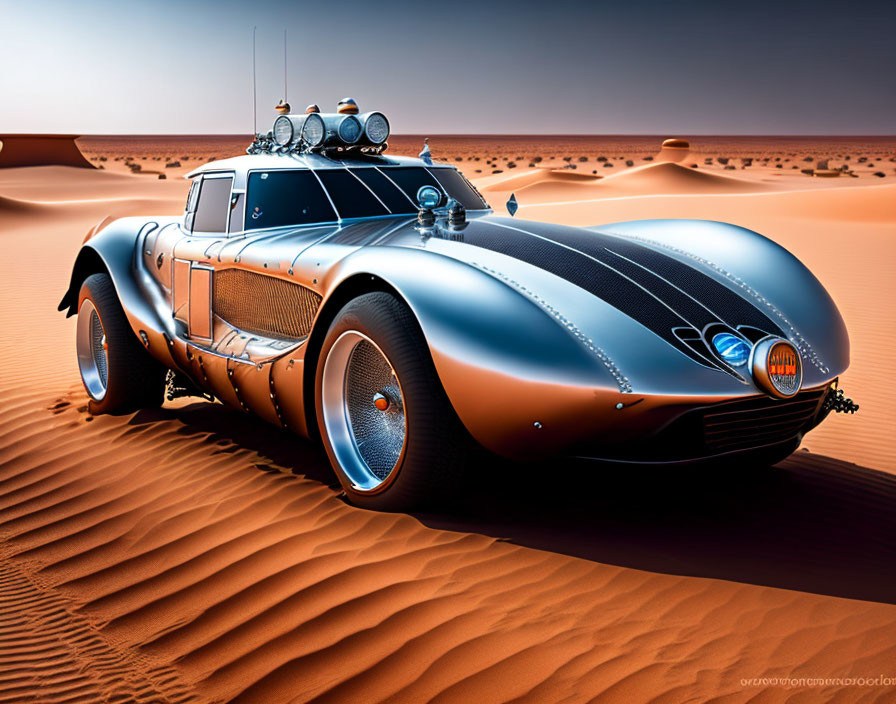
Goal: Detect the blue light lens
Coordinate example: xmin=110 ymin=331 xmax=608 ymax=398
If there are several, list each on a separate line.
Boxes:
xmin=338 ymin=115 xmax=362 ymax=143
xmin=416 ymin=185 xmax=441 ymax=209
xmin=712 ymin=332 xmax=751 ymax=367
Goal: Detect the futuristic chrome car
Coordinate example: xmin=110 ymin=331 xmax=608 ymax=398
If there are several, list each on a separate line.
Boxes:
xmin=59 ymin=100 xmax=858 ymax=510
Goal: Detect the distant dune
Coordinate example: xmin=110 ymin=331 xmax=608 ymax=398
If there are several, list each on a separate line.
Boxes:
xmin=600 ymin=162 xmax=767 ymax=193
xmin=597 ymin=160 xmax=768 ymax=192
xmin=486 ymin=161 xmax=769 ymax=203
xmin=480 ymin=168 xmax=600 ymax=193
xmin=0 ymin=134 xmax=95 ymax=169
xmin=0 ymin=193 xmax=40 ymax=214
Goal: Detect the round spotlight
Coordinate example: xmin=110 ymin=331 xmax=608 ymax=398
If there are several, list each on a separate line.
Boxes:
xmin=750 ymin=337 xmax=802 ymax=398
xmin=416 ymin=185 xmax=442 ymax=209
xmin=272 ymin=115 xmax=294 ymax=146
xmin=337 ymin=115 xmax=362 ymax=144
xmin=362 ymin=112 xmax=390 ymax=145
xmin=301 ymin=113 xmax=326 ymax=147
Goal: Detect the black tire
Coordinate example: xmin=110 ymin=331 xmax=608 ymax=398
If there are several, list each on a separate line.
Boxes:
xmin=314 ymin=292 xmax=471 ymax=511
xmin=77 ymin=273 xmax=166 ymax=414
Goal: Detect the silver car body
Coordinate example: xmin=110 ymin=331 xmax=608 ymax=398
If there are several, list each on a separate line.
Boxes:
xmin=59 ymin=149 xmax=849 ymax=463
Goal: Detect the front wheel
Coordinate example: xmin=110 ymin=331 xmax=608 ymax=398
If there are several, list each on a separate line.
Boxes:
xmin=77 ymin=273 xmax=166 ymax=414
xmin=315 ymin=292 xmax=471 ymax=511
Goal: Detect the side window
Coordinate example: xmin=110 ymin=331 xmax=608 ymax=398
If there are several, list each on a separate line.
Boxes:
xmin=192 ymin=176 xmax=233 ymax=233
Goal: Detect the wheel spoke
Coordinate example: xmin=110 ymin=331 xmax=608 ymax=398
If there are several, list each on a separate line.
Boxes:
xmin=76 ymin=299 xmax=109 ymax=401
xmin=91 ymin=311 xmax=108 ymax=388
xmin=321 ymin=331 xmax=407 ymax=492
xmin=345 ymin=341 xmax=405 ymax=480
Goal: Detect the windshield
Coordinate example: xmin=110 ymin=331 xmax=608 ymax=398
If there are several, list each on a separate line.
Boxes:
xmin=374 ymin=167 xmax=488 ymax=212
xmin=429 ymin=168 xmax=488 ymax=211
xmin=244 ymin=165 xmax=488 ymax=230
xmin=245 ymin=170 xmax=336 ymax=230
xmin=316 ymin=169 xmax=389 ymax=219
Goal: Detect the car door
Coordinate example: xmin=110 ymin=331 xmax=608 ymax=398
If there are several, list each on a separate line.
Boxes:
xmin=172 ymin=173 xmax=234 ymax=344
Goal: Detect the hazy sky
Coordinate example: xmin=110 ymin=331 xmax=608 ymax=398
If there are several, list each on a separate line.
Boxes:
xmin=2 ymin=0 xmax=894 ymax=135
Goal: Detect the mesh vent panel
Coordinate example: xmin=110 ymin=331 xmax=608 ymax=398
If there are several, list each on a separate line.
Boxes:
xmin=465 ymin=224 xmax=707 ymax=366
xmin=702 ymin=388 xmax=825 ymax=453
xmin=213 ymin=269 xmax=321 ymax=340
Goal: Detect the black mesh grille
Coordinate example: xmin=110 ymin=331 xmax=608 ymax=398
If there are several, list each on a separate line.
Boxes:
xmin=702 ymin=388 xmax=826 ymax=453
xmin=573 ymin=387 xmax=826 ymax=462
xmin=465 ymin=223 xmax=712 ymax=367
xmin=213 ymin=269 xmax=321 ymax=340
xmin=553 ymin=225 xmax=783 ymax=336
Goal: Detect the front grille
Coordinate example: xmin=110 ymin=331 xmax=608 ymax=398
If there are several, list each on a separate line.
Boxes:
xmin=573 ymin=387 xmax=828 ymax=463
xmin=213 ymin=269 xmax=321 ymax=341
xmin=702 ymin=388 xmax=826 ymax=453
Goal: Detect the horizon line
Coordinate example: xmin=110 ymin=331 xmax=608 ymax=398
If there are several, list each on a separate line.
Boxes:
xmin=2 ymin=132 xmax=893 ymax=140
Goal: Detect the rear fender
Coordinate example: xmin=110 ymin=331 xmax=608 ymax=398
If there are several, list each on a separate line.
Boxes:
xmin=58 ymin=217 xmax=179 ymax=368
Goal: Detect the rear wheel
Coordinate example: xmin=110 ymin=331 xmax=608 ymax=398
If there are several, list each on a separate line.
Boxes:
xmin=315 ymin=292 xmax=471 ymax=511
xmin=77 ymin=273 xmax=166 ymax=414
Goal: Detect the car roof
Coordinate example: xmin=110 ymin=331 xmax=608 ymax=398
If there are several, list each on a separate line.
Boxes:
xmin=185 ymin=152 xmax=447 ymax=180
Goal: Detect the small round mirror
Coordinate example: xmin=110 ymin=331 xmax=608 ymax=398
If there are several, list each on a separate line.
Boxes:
xmin=416 ymin=185 xmax=441 ymax=210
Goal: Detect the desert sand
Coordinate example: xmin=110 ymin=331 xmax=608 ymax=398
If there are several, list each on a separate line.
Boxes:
xmin=1 ymin=135 xmax=895 ymax=703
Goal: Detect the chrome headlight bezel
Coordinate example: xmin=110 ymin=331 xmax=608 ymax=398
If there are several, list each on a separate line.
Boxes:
xmin=272 ymin=115 xmax=295 ymax=146
xmin=362 ymin=112 xmax=390 ymax=145
xmin=301 ymin=113 xmax=326 ymax=148
xmin=750 ymin=336 xmax=803 ymax=398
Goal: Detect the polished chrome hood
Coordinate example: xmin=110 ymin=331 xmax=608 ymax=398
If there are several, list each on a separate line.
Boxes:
xmin=353 ymin=213 xmax=847 ymax=391
xmin=374 ymin=215 xmax=783 ymax=381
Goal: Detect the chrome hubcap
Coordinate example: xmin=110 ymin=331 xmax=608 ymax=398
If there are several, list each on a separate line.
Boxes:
xmin=321 ymin=331 xmax=406 ymax=492
xmin=76 ymin=299 xmax=108 ymax=401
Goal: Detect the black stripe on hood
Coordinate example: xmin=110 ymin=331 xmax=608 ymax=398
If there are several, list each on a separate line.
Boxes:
xmin=461 ymin=218 xmax=783 ymax=370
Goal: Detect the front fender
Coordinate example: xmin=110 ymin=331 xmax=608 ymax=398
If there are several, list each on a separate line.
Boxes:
xmin=318 ymin=246 xmax=628 ymax=459
xmin=595 ymin=219 xmax=850 ymax=385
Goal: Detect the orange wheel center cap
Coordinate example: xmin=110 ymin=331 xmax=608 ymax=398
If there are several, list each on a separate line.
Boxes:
xmin=373 ymin=393 xmax=390 ymax=411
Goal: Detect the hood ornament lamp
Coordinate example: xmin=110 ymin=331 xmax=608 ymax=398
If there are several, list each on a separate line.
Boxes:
xmin=419 ymin=137 xmax=432 ymax=165
xmin=506 ymin=193 xmax=518 ymax=217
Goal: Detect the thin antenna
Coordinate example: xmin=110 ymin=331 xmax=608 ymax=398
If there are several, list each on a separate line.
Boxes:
xmin=283 ymin=29 xmax=288 ymax=104
xmin=252 ymin=26 xmax=258 ymax=135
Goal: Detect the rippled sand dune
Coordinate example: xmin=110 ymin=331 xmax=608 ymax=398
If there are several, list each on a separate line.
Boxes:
xmin=1 ymin=137 xmax=895 ymax=703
